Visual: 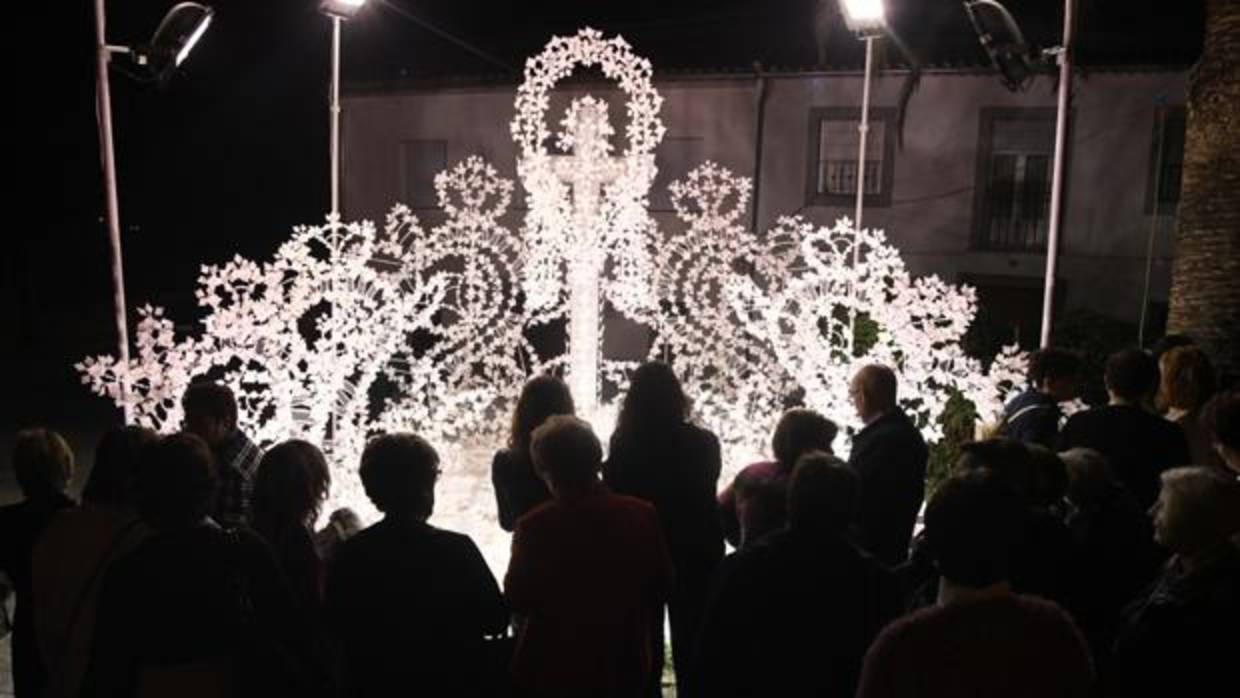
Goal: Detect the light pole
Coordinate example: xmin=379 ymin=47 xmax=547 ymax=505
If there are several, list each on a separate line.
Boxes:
xmin=321 ymin=0 xmax=368 ymax=216
xmin=1039 ymin=0 xmax=1074 ymax=348
xmin=93 ymin=2 xmax=213 ymax=422
xmin=839 ymin=0 xmax=886 ymax=353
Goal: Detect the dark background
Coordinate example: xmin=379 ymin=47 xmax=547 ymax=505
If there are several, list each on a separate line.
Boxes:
xmin=2 ymin=0 xmax=1204 ymax=461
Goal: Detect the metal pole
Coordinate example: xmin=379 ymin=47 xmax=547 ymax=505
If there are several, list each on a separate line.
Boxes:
xmin=1039 ymin=0 xmax=1074 ymax=348
xmin=330 ymin=15 xmax=342 ymax=216
xmin=93 ymin=0 xmax=133 ymax=422
xmin=849 ymin=34 xmax=876 ymax=354
xmin=854 ymin=35 xmax=875 ymax=234
xmin=1139 ymin=102 xmax=1167 ymax=347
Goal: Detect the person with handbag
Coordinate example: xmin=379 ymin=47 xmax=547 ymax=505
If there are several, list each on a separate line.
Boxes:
xmin=32 ymin=427 xmax=156 ymax=698
xmin=82 ymin=433 xmax=321 ymax=698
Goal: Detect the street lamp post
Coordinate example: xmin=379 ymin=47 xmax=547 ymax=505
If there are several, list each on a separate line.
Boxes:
xmin=839 ymin=0 xmax=887 ymax=354
xmin=1039 ymin=0 xmax=1074 ymax=348
xmin=93 ymin=0 xmax=131 ymax=422
xmin=321 ymin=0 xmax=367 ymax=217
xmin=92 ymin=2 xmax=213 ymax=422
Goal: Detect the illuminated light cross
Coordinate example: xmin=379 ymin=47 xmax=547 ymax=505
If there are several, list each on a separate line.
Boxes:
xmin=551 ymin=97 xmax=628 ymax=418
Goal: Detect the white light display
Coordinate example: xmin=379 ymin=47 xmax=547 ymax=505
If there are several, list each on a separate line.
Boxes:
xmin=79 ymin=28 xmax=1029 ymax=571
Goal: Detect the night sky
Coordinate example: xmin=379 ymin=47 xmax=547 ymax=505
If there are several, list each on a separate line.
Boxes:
xmin=4 ymin=0 xmax=1204 ymax=431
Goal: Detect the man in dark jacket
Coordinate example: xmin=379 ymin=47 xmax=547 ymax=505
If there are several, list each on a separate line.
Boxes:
xmin=691 ymin=453 xmax=901 ymax=698
xmin=847 ymin=364 xmax=928 ymax=567
xmin=1058 ymin=349 xmax=1191 ymax=510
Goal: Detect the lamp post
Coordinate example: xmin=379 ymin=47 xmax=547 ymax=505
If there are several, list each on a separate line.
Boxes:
xmin=839 ymin=0 xmax=886 ymax=354
xmin=1039 ymin=0 xmax=1074 ymax=348
xmin=93 ymin=1 xmax=213 ymax=422
xmin=321 ymin=0 xmax=367 ymax=217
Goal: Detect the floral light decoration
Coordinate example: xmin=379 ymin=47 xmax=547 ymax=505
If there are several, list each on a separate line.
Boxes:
xmin=650 ymin=161 xmax=801 ymax=472
xmin=79 ymin=28 xmax=1035 ymax=570
xmin=728 ymin=213 xmax=1005 ymax=459
xmin=513 ymin=28 xmax=665 ymax=417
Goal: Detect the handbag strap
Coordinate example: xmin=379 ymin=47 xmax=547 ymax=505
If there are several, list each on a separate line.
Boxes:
xmin=51 ymin=518 xmax=144 ymax=675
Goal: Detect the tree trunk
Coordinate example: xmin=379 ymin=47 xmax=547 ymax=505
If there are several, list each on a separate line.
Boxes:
xmin=1167 ymin=0 xmax=1240 ymax=379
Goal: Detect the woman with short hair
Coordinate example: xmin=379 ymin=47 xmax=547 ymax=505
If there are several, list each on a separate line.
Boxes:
xmin=1112 ymin=466 xmax=1240 ymax=697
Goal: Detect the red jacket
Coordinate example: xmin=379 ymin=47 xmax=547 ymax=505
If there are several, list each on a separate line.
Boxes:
xmin=505 ymin=487 xmax=674 ymax=698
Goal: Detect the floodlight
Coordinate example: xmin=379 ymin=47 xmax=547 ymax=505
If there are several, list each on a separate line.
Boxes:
xmin=133 ymin=3 xmax=214 ymax=82
xmin=964 ymin=0 xmax=1040 ymax=91
xmin=839 ymin=0 xmax=887 ymax=36
xmin=321 ymin=0 xmax=368 ymax=20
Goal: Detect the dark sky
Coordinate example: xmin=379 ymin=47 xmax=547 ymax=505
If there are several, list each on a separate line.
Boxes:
xmin=5 ymin=0 xmax=1204 ymax=428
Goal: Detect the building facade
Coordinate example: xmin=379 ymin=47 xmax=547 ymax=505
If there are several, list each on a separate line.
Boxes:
xmin=343 ymin=66 xmax=1187 ymax=347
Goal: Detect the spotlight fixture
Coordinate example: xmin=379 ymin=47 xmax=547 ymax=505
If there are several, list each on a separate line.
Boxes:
xmin=963 ymin=0 xmax=1040 ymax=92
xmin=321 ymin=0 xmax=368 ymax=20
xmin=128 ymin=2 xmax=214 ymax=83
xmin=838 ymin=0 xmax=887 ymax=36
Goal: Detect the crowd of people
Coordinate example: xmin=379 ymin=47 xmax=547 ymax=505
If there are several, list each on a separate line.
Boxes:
xmin=2 ymin=339 xmax=1238 ymax=698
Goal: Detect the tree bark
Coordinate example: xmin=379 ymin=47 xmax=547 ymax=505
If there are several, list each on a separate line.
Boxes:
xmin=1167 ymin=0 xmax=1240 ymax=379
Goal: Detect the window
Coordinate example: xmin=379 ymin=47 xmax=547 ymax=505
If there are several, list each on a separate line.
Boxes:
xmin=400 ymin=140 xmax=447 ymax=209
xmin=805 ymin=107 xmax=895 ymax=208
xmin=1145 ymin=106 xmax=1185 ymax=212
xmin=973 ymin=108 xmax=1057 ymax=252
xmin=651 ymin=136 xmax=704 ymax=211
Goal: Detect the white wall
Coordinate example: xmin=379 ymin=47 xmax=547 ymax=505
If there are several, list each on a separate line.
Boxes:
xmin=343 ymin=67 xmax=1187 ymax=328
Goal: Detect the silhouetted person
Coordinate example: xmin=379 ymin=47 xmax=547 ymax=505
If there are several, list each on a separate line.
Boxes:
xmin=84 ymin=433 xmax=311 ymax=698
xmin=1201 ymin=389 xmax=1240 ymax=476
xmin=1025 ymin=443 xmax=1071 ymax=516
xmin=251 ymin=440 xmax=331 ymax=615
xmin=605 ymin=362 xmax=724 ymax=694
xmin=313 ymin=506 xmax=362 ymax=562
xmin=857 ymin=470 xmax=1093 ymax=698
xmin=493 ymin=375 xmax=575 ymax=532
xmin=955 ymin=439 xmax=1079 ymax=606
xmin=1059 ymin=349 xmax=1191 ymax=510
xmin=327 ymin=433 xmax=507 ymax=698
xmin=1112 ymin=467 xmax=1240 ymax=698
xmin=506 ymin=416 xmax=674 ymax=698
xmin=692 ymin=453 xmax=900 ymax=698
xmin=32 ymin=426 xmax=156 ymax=698
xmin=1001 ymin=348 xmax=1083 ymax=448
xmin=847 ymin=364 xmax=928 ymax=566
xmin=0 ymin=429 xmax=76 ymax=698
xmin=1158 ymin=345 xmax=1222 ymax=468
xmin=182 ymin=381 xmax=263 ymax=528
xmin=719 ymin=408 xmax=838 ymax=548
xmin=1057 ymin=448 xmax=1164 ymax=687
